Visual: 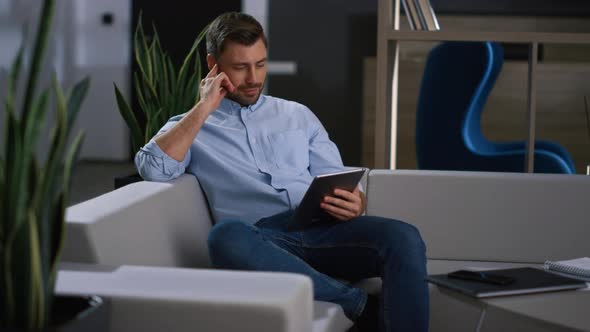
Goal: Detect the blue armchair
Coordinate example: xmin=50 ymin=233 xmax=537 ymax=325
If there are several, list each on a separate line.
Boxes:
xmin=415 ymin=41 xmax=575 ymax=174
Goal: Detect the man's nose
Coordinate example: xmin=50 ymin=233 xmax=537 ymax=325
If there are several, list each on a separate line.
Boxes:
xmin=246 ymin=66 xmax=257 ymax=84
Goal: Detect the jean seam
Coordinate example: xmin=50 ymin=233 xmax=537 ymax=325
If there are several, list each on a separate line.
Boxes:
xmin=353 ymin=291 xmax=368 ymax=321
xmin=263 ymin=232 xmax=303 ymax=248
xmin=299 ymin=242 xmax=379 ymax=251
xmin=264 ymin=237 xmax=355 ymax=294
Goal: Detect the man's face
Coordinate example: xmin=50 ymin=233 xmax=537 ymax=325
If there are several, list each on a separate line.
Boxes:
xmin=209 ymin=38 xmax=267 ymax=106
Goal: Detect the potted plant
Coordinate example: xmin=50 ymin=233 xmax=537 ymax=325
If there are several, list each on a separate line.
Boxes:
xmin=113 ymin=17 xmax=208 ymax=189
xmin=0 ymin=0 xmax=106 ymax=330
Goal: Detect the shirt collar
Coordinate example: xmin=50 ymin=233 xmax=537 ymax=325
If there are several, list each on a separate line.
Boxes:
xmin=219 ymin=95 xmax=266 ymax=115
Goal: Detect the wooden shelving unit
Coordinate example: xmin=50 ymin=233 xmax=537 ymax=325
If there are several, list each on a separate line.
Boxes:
xmin=374 ymin=0 xmax=590 ymax=171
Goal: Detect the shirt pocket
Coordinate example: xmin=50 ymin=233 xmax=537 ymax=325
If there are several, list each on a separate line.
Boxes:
xmin=267 ymin=130 xmax=309 ymax=172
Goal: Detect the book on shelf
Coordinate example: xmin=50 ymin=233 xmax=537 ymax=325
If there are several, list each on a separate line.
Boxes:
xmin=544 ymin=257 xmax=590 ymax=282
xmin=401 ymin=0 xmax=421 ymax=30
xmin=419 ymin=0 xmax=440 ymax=30
xmin=401 ymin=0 xmax=439 ymax=31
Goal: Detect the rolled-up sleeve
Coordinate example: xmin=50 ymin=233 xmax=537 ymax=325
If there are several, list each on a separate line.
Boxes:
xmin=135 ymin=139 xmax=191 ymax=182
xmin=134 ymin=118 xmax=192 ymax=182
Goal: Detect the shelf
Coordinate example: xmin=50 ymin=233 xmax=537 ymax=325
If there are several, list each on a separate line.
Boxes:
xmin=384 ymin=30 xmax=590 ymax=44
xmin=374 ymin=0 xmax=590 ymax=170
xmin=385 ymin=30 xmax=590 ymax=44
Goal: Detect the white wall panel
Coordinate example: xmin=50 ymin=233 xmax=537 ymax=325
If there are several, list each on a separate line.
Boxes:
xmin=69 ymin=0 xmax=131 ymax=160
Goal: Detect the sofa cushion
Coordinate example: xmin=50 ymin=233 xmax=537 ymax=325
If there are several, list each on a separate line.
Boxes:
xmin=366 ymin=170 xmax=590 ymax=263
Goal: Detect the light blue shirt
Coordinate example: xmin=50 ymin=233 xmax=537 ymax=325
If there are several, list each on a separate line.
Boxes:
xmin=135 ymin=95 xmax=346 ymax=224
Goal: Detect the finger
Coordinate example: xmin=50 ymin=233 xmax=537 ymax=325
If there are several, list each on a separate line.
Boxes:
xmin=324 ymin=195 xmax=362 ymax=217
xmin=206 ymin=64 xmax=218 ymax=78
xmin=323 ymin=195 xmax=357 ymax=213
xmin=331 ymin=189 xmax=361 ymax=205
xmin=321 ymin=202 xmax=356 ymax=220
xmin=220 ymin=76 xmax=236 ymax=92
xmin=215 ymin=73 xmax=236 ymax=92
xmin=219 ymin=87 xmax=227 ymax=98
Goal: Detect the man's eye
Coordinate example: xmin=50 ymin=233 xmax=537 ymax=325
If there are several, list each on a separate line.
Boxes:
xmin=234 ymin=66 xmax=246 ymax=70
xmin=256 ymin=62 xmax=266 ymax=68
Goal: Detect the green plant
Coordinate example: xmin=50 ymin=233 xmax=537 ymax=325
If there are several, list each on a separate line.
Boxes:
xmin=114 ymin=17 xmax=208 ymax=155
xmin=0 ymin=0 xmax=90 ymax=329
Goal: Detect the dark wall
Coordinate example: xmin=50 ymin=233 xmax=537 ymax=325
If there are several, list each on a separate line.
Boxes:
xmin=268 ymin=2 xmax=377 ymax=166
xmin=131 ymin=2 xmax=241 ymax=68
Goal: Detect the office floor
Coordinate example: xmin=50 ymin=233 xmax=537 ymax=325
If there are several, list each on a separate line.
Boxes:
xmin=69 ymin=161 xmax=136 ymax=206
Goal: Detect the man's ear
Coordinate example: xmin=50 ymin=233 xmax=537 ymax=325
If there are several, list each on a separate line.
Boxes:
xmin=206 ymin=54 xmax=216 ymax=70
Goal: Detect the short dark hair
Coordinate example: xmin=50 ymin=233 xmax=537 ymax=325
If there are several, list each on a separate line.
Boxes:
xmin=206 ymin=12 xmax=268 ymax=58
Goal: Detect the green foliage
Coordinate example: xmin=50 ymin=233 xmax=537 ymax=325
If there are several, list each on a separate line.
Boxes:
xmin=0 ymin=0 xmax=89 ymax=329
xmin=114 ymin=17 xmax=208 ymax=155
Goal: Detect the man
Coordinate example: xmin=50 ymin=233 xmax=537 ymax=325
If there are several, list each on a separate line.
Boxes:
xmin=136 ymin=12 xmax=428 ymax=332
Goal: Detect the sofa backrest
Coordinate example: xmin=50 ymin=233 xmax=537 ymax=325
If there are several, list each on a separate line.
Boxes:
xmin=366 ymin=170 xmax=590 ymax=263
xmin=63 ymin=174 xmax=213 ymax=268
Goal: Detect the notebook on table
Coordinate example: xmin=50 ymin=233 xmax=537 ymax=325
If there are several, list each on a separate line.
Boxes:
xmin=544 ymin=257 xmax=590 ymax=282
xmin=427 ymin=267 xmax=587 ymax=298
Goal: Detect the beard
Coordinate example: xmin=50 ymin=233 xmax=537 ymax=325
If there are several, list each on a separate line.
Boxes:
xmin=226 ymin=82 xmax=264 ymax=107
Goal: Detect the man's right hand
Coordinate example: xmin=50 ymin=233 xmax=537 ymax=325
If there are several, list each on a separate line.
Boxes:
xmin=154 ymin=64 xmax=235 ymax=162
xmin=198 ymin=64 xmax=235 ymax=113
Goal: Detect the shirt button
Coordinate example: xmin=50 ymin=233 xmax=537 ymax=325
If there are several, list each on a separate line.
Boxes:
xmin=252 ymin=138 xmax=257 ymax=144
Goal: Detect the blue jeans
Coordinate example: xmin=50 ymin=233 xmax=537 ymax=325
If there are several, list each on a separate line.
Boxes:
xmin=207 ymin=211 xmax=429 ymax=332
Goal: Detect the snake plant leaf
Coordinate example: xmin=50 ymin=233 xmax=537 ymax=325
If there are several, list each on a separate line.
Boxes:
xmin=176 ymin=56 xmax=195 ymax=104
xmin=152 ymin=30 xmax=171 ymax=120
xmin=45 ymin=190 xmax=67 ymax=317
xmin=4 ymin=108 xmax=26 ymax=245
xmin=147 ymin=107 xmax=165 ymax=141
xmin=195 ymin=52 xmax=203 ymax=104
xmin=52 ymin=74 xmax=68 ymax=140
xmin=114 ymin=84 xmax=142 ymax=154
xmin=0 ymin=158 xmax=4 ymax=241
xmin=133 ymin=72 xmax=148 ymax=113
xmin=48 ymin=190 xmax=66 ymax=282
xmin=27 ymin=209 xmax=45 ymax=329
xmin=21 ymin=0 xmax=56 ymax=121
xmin=6 ymin=45 xmax=24 ymax=111
xmin=184 ymin=72 xmax=199 ymax=109
xmin=66 ymin=76 xmax=90 ymax=129
xmin=8 ymin=213 xmax=33 ymax=329
xmin=23 ymin=89 xmax=49 ymax=158
xmin=134 ymin=16 xmax=151 ymax=84
xmin=62 ymin=132 xmax=84 ymax=202
xmin=34 ymin=76 xmax=68 ymax=279
xmin=166 ymin=56 xmax=177 ymax=92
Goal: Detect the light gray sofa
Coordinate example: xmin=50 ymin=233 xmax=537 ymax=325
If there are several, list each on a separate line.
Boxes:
xmin=59 ymin=170 xmax=590 ymax=331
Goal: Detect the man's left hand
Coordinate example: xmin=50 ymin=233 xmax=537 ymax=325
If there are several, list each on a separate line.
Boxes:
xmin=320 ymin=186 xmax=366 ymax=221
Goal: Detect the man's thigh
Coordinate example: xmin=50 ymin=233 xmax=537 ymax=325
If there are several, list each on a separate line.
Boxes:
xmin=298 ymin=216 xmax=420 ymax=281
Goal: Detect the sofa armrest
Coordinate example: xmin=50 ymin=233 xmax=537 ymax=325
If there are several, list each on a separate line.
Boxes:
xmin=63 ymin=174 xmax=214 ymax=268
xmin=56 ymin=265 xmax=313 ymax=332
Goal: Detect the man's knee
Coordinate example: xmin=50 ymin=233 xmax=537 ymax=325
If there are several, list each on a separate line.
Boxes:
xmin=379 ymin=218 xmax=426 ymax=257
xmin=207 ymin=220 xmax=258 ymax=264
